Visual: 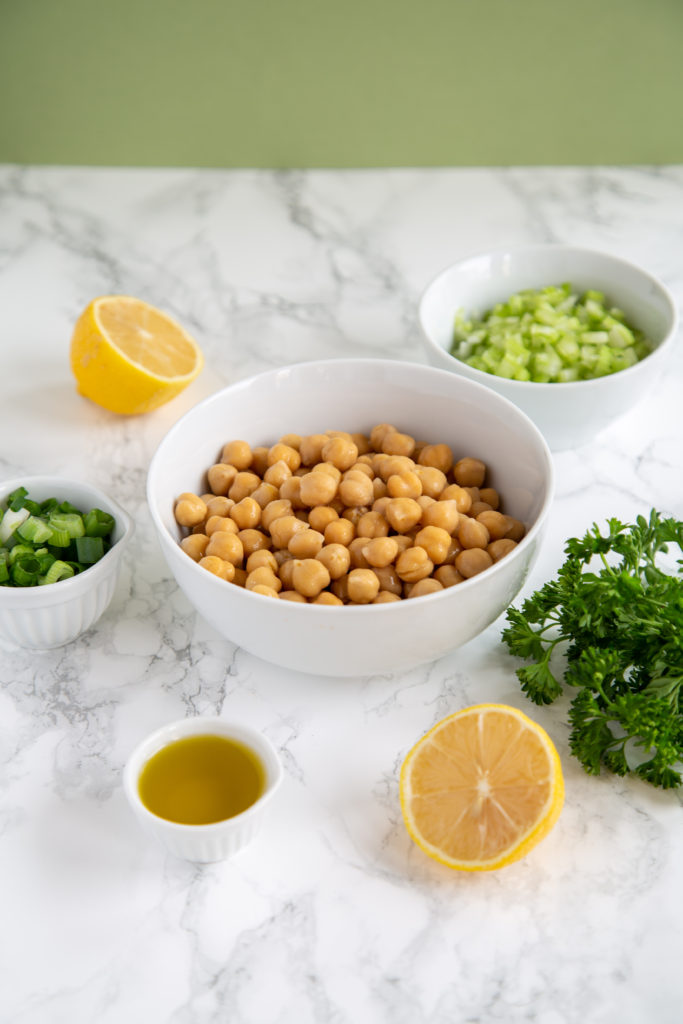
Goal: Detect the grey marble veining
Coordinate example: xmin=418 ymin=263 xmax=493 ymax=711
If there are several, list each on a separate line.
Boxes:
xmin=1 ymin=164 xmax=683 ymax=1024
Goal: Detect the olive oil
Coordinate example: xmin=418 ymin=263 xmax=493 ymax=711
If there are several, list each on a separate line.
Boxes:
xmin=138 ymin=734 xmax=265 ymax=825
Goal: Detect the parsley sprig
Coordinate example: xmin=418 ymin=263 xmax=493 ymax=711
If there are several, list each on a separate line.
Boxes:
xmin=502 ymin=510 xmax=683 ymax=788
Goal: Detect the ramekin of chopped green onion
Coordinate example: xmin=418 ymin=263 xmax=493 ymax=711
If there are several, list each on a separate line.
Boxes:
xmin=418 ymin=245 xmax=678 ymax=449
xmin=0 ymin=476 xmax=133 ymax=648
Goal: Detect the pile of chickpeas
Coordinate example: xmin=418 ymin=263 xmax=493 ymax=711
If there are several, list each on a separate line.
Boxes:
xmin=173 ymin=424 xmax=525 ymax=605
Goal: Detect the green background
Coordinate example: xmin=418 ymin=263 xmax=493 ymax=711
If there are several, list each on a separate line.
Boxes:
xmin=2 ymin=0 xmax=681 ymax=167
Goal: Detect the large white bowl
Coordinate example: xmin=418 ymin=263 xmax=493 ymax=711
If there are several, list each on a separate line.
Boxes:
xmin=147 ymin=358 xmax=554 ymax=677
xmin=0 ymin=476 xmax=134 ymax=649
xmin=419 ymin=245 xmax=678 ymax=450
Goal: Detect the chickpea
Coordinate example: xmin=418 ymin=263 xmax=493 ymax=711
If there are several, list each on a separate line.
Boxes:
xmin=299 ymin=433 xmax=328 ymax=466
xmin=313 ymin=591 xmax=344 ymax=606
xmin=434 ymin=564 xmax=464 ymax=588
xmin=250 ymin=446 xmax=270 ymax=477
xmin=457 ymin=517 xmax=490 ymax=550
xmin=363 ymin=536 xmax=399 ymax=568
xmin=381 ymin=431 xmax=415 ymax=457
xmin=308 ymin=506 xmax=338 ymax=532
xmin=175 ymin=492 xmax=208 ymax=528
xmin=414 ymin=465 xmax=448 ymax=499
xmin=267 ymin=443 xmax=301 ymax=472
xmin=422 ymin=499 xmax=460 ymax=534
xmin=246 ymin=566 xmax=282 ymax=593
xmin=221 ymin=440 xmax=252 ymax=470
xmin=279 ymin=476 xmax=304 ymax=509
xmin=238 ymin=529 xmax=271 ymax=557
xmin=250 ymin=584 xmax=280 ymax=598
xmin=444 ymin=536 xmax=464 ymax=562
xmin=205 ymin=495 xmax=234 ymax=518
xmin=372 ymin=496 xmax=392 ymax=516
xmin=279 ymin=590 xmax=307 ymax=603
xmin=504 ymin=517 xmax=526 ymax=541
xmin=331 ymin=574 xmax=350 ymax=602
xmin=352 ymin=432 xmax=371 ymax=455
xmin=230 ymin=496 xmax=261 ymax=531
xmin=316 ymin=543 xmax=351 ymax=580
xmin=488 ymin=538 xmax=518 ymax=562
xmin=270 ymin=514 xmax=309 ymax=549
xmin=346 ymin=461 xmax=374 ymax=479
xmin=373 ymin=591 xmax=401 ymax=604
xmin=476 ymin=510 xmax=510 ymax=541
xmin=324 ymin=518 xmax=355 ymax=546
xmin=312 ymin=462 xmax=342 ymax=483
xmin=278 ymin=557 xmax=301 ymax=590
xmin=369 ymin=423 xmax=396 ymax=450
xmin=207 ymin=463 xmax=238 ymax=496
xmin=463 ymin=486 xmax=480 ymax=503
xmin=396 ymin=547 xmax=434 ymax=583
xmin=205 ymin=515 xmax=239 ymax=537
xmin=296 ymin=470 xmax=335 ymax=507
xmin=356 ymin=509 xmax=390 ymax=539
xmin=439 ymin=484 xmax=472 ymax=514
xmin=454 ymin=457 xmax=486 ymax=487
xmin=180 ymin=533 xmax=209 ymax=560
xmin=414 ymin=525 xmax=451 ymax=564
xmin=205 ymin=530 xmax=244 ymax=565
xmin=417 ymin=443 xmax=453 ymax=475
xmin=228 ymin=471 xmax=261 ymax=502
xmin=264 ymin=460 xmax=292 ymax=488
xmin=385 ymin=497 xmax=422 ymax=533
xmin=260 ymin=499 xmax=292 ymax=532
xmin=339 ymin=470 xmax=374 ymax=508
xmin=246 ymin=549 xmax=279 ymax=574
xmin=470 ymin=501 xmax=493 ymax=517
xmin=279 ymin=433 xmax=302 ymax=451
xmin=288 ymin=529 xmax=325 ymax=558
xmin=372 ymin=564 xmax=403 ymax=595
xmin=321 ymin=436 xmax=358 ymax=471
xmin=198 ymin=555 xmax=236 ymax=581
xmin=377 ymin=454 xmax=415 ymax=482
xmin=348 ymin=537 xmax=371 ymax=569
xmin=393 ymin=534 xmax=414 ymax=555
xmin=292 ymin=559 xmax=331 ymax=599
xmin=372 ymin=476 xmax=388 ymax=501
xmin=479 ymin=488 xmax=500 ymax=510
xmin=455 ymin=548 xmax=493 ymax=578
xmin=250 ymin=482 xmax=280 ymax=509
xmin=387 ymin=471 xmax=422 ymax=500
xmin=408 ymin=578 xmax=444 ymax=599
xmin=232 ymin=567 xmax=248 ymax=587
xmin=347 ymin=568 xmax=380 ymax=604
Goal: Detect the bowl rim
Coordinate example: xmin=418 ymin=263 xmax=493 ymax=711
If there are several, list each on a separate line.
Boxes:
xmin=146 ymin=356 xmax=555 ymax=614
xmin=123 ymin=715 xmax=284 ymax=834
xmin=0 ymin=474 xmax=134 ymax=605
xmin=418 ymin=243 xmax=679 ymax=392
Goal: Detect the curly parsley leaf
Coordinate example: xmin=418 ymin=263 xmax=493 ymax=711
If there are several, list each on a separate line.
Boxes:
xmin=502 ymin=509 xmax=683 ymax=788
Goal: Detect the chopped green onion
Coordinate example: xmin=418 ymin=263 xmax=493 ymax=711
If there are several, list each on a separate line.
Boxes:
xmin=84 ymin=509 xmax=115 ymax=538
xmin=0 ymin=487 xmax=117 ymax=587
xmin=450 ymin=282 xmax=653 ymax=384
xmin=75 ymin=535 xmax=105 ymax=563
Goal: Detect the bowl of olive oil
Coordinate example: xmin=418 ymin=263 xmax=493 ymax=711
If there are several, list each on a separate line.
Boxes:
xmin=123 ymin=717 xmax=283 ymax=862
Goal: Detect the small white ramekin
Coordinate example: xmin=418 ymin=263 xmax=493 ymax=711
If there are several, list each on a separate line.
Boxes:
xmin=123 ymin=716 xmax=284 ymax=863
xmin=0 ymin=475 xmax=134 ymax=649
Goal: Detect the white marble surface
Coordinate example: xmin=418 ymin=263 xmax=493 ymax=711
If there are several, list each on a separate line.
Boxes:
xmin=1 ymin=164 xmax=683 ymax=1024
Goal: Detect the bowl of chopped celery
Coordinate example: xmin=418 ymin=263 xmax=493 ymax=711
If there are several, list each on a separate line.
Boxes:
xmin=419 ymin=245 xmax=678 ymax=450
xmin=0 ymin=476 xmax=134 ymax=649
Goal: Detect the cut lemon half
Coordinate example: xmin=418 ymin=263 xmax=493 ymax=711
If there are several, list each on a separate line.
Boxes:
xmin=70 ymin=295 xmax=204 ymax=415
xmin=400 ymin=703 xmax=564 ymax=871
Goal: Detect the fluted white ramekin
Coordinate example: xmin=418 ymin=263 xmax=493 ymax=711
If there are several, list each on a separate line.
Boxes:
xmin=123 ymin=716 xmax=284 ymax=863
xmin=0 ymin=475 xmax=134 ymax=649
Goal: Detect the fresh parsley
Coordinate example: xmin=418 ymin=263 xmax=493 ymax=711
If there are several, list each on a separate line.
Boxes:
xmin=501 ymin=510 xmax=683 ymax=788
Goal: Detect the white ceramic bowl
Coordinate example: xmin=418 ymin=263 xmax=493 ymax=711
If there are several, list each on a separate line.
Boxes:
xmin=123 ymin=716 xmax=284 ymax=862
xmin=0 ymin=475 xmax=134 ymax=649
xmin=147 ymin=358 xmax=554 ymax=677
xmin=419 ymin=245 xmax=678 ymax=450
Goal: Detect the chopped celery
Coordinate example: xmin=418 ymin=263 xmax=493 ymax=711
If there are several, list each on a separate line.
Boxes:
xmin=0 ymin=487 xmax=116 ymax=587
xmin=449 ymin=282 xmax=652 ymax=384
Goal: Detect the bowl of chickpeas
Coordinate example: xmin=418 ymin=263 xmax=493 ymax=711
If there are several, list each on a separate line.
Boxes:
xmin=146 ymin=358 xmax=554 ymax=677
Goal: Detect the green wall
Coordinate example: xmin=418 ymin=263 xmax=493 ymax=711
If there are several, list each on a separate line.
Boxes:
xmin=2 ymin=0 xmax=682 ymax=167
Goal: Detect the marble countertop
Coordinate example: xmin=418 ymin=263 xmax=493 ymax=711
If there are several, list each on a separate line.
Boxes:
xmin=2 ymin=164 xmax=683 ymax=1024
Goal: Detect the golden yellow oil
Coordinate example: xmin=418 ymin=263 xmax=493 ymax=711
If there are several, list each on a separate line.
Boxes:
xmin=138 ymin=733 xmax=265 ymax=825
